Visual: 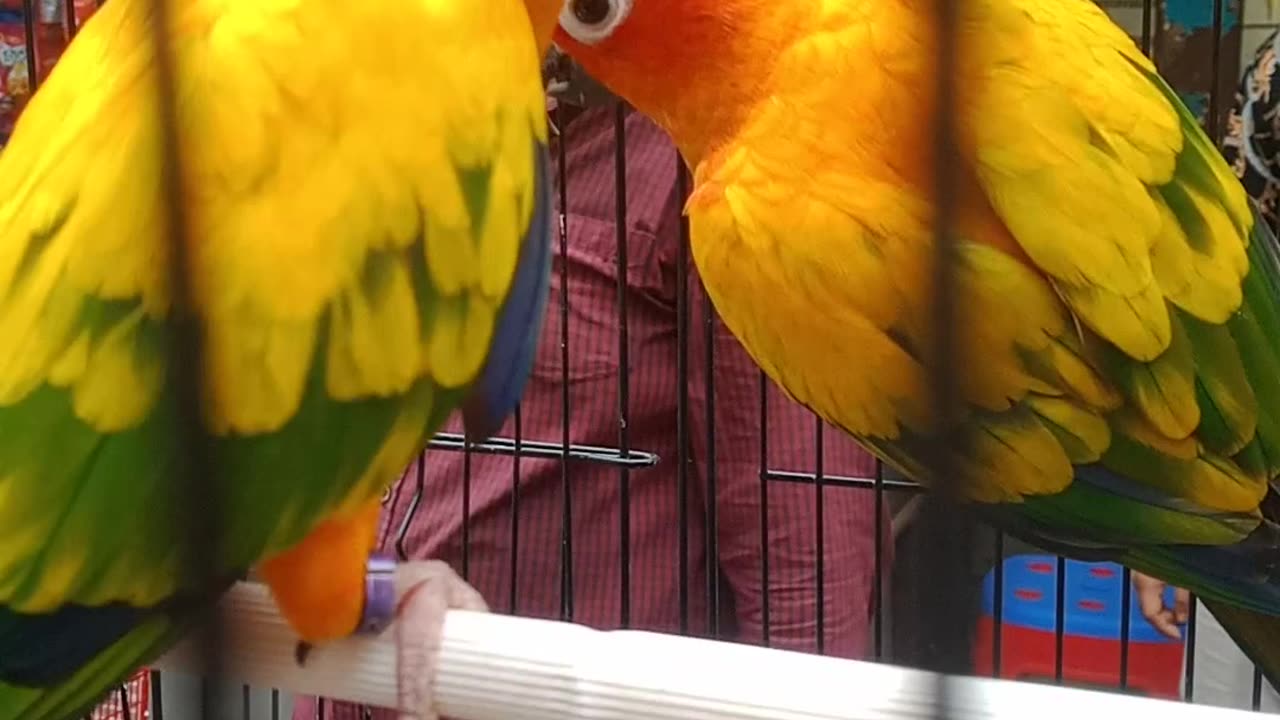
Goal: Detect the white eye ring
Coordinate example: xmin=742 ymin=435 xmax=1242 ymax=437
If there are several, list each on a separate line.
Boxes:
xmin=558 ymin=0 xmax=633 ymax=46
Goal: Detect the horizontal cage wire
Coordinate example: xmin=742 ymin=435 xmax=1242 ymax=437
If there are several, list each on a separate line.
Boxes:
xmin=3 ymin=0 xmax=1272 ymax=718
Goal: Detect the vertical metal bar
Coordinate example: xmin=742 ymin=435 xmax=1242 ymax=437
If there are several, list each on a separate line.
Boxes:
xmin=461 ymin=442 xmax=472 ymax=580
xmin=675 ymin=158 xmax=692 ymax=634
xmin=151 ymin=671 xmax=164 ymax=720
xmin=555 ymin=102 xmax=575 ymax=622
xmin=991 ymin=531 xmax=1003 ymax=677
xmin=1140 ymin=0 xmax=1154 ymax=56
xmin=872 ymin=458 xmax=884 ymax=660
xmin=242 ymin=684 xmax=250 ymax=720
xmin=1054 ymin=557 xmax=1066 ymax=683
xmin=613 ymin=101 xmax=633 ymax=629
xmin=1184 ymin=597 xmax=1198 ymax=701
xmin=1152 ymin=0 xmax=1167 ymax=65
xmin=1253 ymin=667 xmax=1264 ymax=711
xmin=62 ymin=0 xmax=77 ymax=38
xmin=509 ymin=406 xmax=522 ymax=613
xmin=814 ymin=416 xmax=825 ymax=655
xmin=926 ymin=0 xmax=962 ymax=445
xmin=149 ymin=0 xmax=223 ymax=714
xmin=20 ymin=0 xmax=38 ymax=93
xmin=119 ymin=685 xmax=132 ymax=720
xmin=394 ymin=455 xmax=425 ymax=560
xmin=1119 ymin=566 xmax=1132 ymax=690
xmin=758 ymin=371 xmax=770 ymax=647
xmin=272 ymin=689 xmax=280 ymax=720
xmin=703 ymin=294 xmax=719 ymax=636
xmin=1206 ymin=0 xmax=1226 ymax=141
xmin=923 ymin=4 xmax=973 ymax=715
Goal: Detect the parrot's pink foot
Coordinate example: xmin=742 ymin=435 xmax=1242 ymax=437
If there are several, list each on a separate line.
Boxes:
xmin=394 ymin=561 xmax=489 ymax=720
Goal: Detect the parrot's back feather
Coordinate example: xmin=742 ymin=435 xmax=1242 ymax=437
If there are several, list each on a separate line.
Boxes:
xmin=0 ymin=0 xmax=554 ymax=714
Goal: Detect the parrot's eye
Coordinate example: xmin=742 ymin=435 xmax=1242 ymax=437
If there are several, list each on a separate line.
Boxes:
xmin=559 ymin=0 xmax=633 ymax=45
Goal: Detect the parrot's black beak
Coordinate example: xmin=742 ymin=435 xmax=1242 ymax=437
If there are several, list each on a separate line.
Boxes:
xmin=543 ymin=45 xmax=571 ymax=97
xmin=543 ymin=46 xmax=616 ymax=109
xmin=542 ymin=46 xmax=618 ymax=138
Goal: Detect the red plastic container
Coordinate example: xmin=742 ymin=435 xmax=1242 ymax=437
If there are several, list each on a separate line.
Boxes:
xmin=973 ymin=614 xmax=1185 ymax=698
xmin=972 ymin=555 xmax=1185 ymax=699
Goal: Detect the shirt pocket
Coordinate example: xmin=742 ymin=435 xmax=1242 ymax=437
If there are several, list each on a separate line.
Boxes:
xmin=531 ymin=214 xmax=663 ymax=383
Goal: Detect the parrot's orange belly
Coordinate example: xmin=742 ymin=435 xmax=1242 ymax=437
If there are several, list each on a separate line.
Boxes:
xmin=258 ymin=499 xmax=383 ymax=643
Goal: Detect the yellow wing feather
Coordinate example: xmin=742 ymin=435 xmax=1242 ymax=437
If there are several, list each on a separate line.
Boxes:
xmin=961 ymin=0 xmax=1270 ymax=511
xmin=965 ymin=0 xmax=1249 ymax=361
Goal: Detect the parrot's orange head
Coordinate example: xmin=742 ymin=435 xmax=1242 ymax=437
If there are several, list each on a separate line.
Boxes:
xmin=551 ymin=0 xmax=783 ymax=163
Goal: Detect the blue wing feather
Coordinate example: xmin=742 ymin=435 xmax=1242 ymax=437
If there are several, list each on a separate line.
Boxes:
xmin=461 ymin=140 xmax=554 ymax=441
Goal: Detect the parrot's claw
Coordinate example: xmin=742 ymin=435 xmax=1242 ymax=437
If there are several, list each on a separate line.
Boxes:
xmin=295 ymin=641 xmax=313 ymax=667
xmin=358 ymin=554 xmax=398 ymax=636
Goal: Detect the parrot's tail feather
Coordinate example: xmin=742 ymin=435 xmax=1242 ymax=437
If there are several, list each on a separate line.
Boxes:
xmin=0 ymin=583 xmax=230 ymax=720
xmin=1200 ymin=599 xmax=1280 ymax=695
xmin=0 ymin=603 xmax=150 ymax=686
xmin=0 ymin=612 xmax=184 ymax=720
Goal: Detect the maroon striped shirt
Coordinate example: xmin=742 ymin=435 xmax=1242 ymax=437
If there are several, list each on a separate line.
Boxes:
xmin=298 ymin=105 xmax=890 ymax=720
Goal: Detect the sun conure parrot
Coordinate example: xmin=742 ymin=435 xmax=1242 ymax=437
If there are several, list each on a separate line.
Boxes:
xmin=552 ymin=0 xmax=1280 ymax=687
xmin=0 ymin=0 xmax=565 ymax=717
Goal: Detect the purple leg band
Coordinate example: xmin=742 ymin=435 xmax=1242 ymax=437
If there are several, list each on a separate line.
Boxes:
xmin=357 ymin=554 xmax=397 ymax=635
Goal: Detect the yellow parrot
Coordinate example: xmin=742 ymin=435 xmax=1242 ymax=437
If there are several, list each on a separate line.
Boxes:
xmin=0 ymin=0 xmax=563 ymax=718
xmin=553 ymin=0 xmax=1280 ymax=686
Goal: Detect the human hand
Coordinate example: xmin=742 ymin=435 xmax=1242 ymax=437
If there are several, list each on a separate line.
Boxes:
xmin=1132 ymin=570 xmax=1190 ymax=640
xmin=394 ymin=561 xmax=489 ymax=720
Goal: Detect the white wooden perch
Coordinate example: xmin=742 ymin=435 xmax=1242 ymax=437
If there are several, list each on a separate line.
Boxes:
xmin=156 ymin=580 xmax=1269 ymax=720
